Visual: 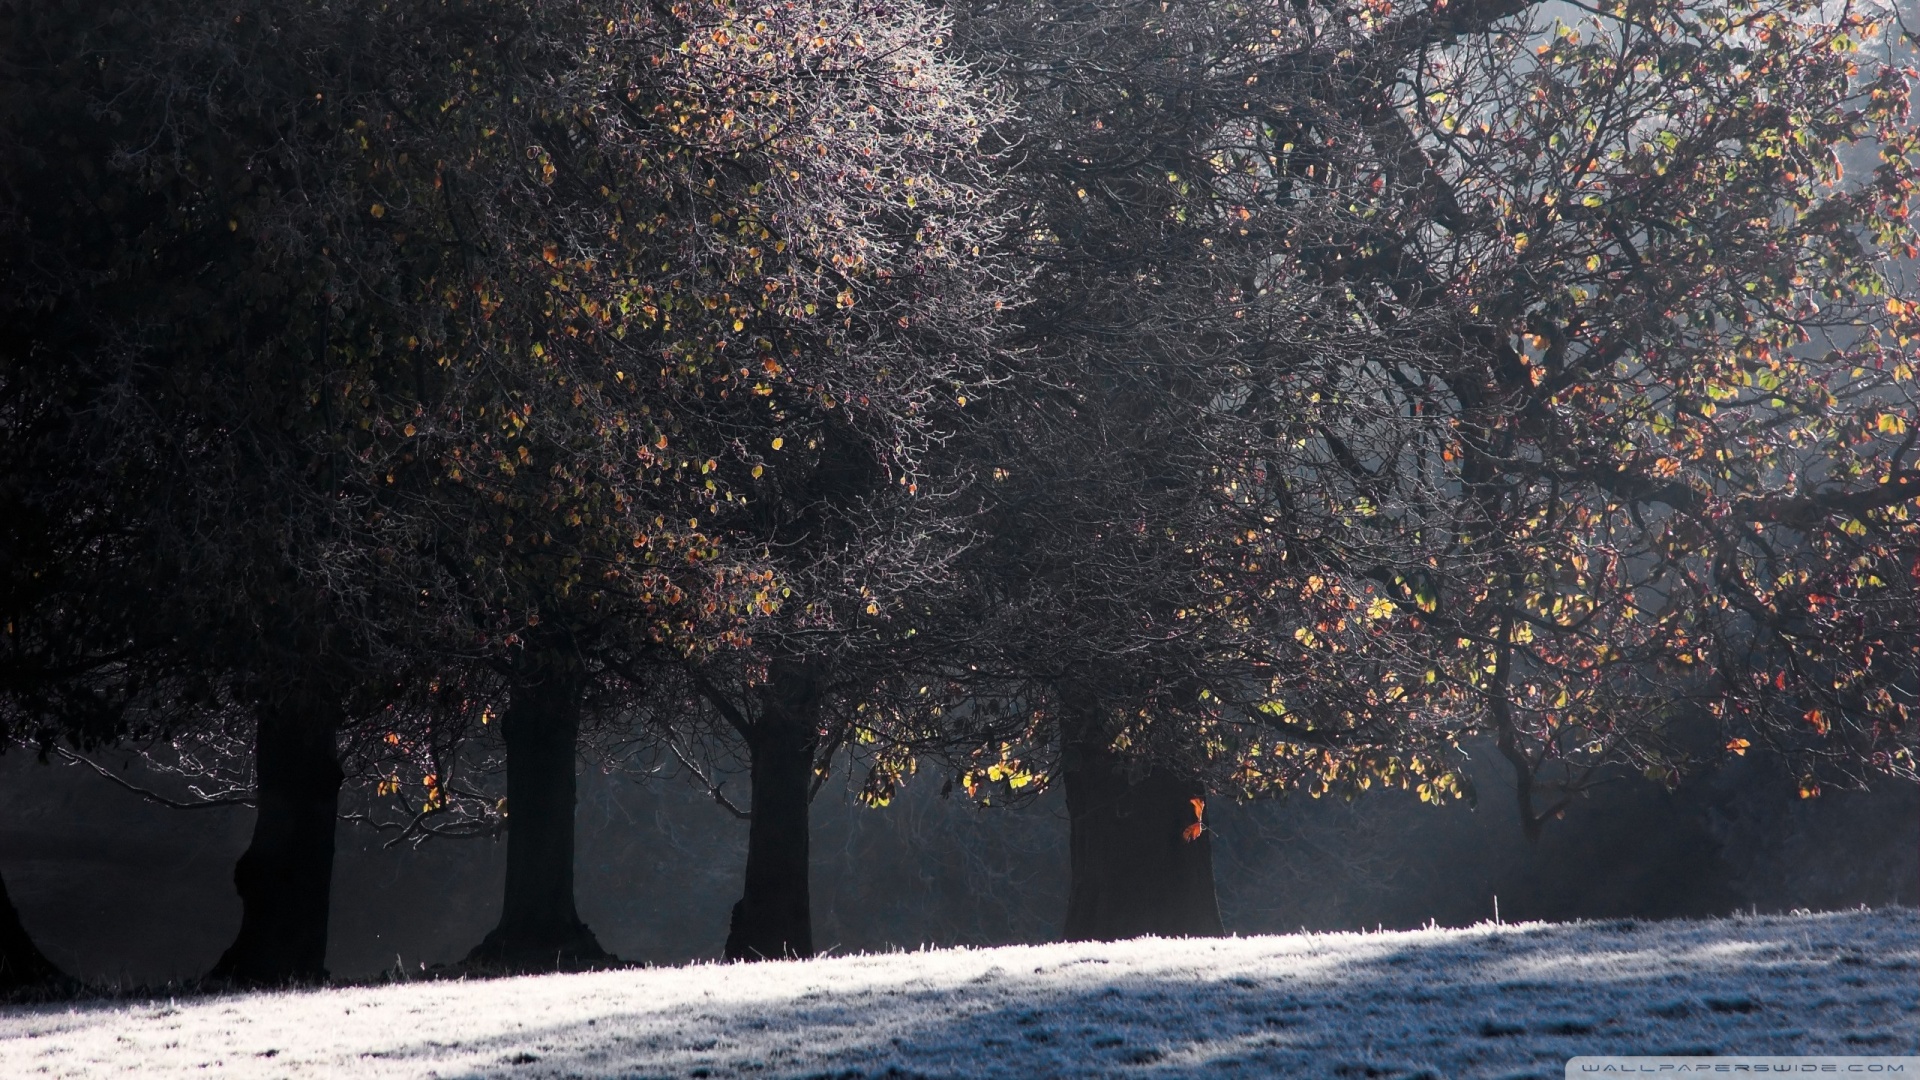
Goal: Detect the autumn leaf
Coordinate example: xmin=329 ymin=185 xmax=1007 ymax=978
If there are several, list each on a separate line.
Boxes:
xmin=1182 ymin=797 xmax=1206 ymax=842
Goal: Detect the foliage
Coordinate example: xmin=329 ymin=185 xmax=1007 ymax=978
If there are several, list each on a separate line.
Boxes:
xmin=3 ymin=0 xmax=1914 ymax=900
xmin=1220 ymin=0 xmax=1920 ymax=823
xmin=1 ymin=0 xmax=1017 ymax=835
xmin=944 ymin=0 xmax=1919 ymax=827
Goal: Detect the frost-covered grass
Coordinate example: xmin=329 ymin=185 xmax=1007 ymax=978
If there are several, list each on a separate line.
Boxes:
xmin=2 ymin=908 xmax=1913 ymax=1079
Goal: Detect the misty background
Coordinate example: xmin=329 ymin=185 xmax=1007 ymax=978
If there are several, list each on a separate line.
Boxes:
xmin=1 ymin=745 xmax=1912 ymax=987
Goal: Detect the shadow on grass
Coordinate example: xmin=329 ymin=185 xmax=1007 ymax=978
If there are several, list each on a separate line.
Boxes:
xmin=5 ymin=909 xmax=1914 ymax=1080
xmin=382 ymin=910 xmax=1920 ymax=1079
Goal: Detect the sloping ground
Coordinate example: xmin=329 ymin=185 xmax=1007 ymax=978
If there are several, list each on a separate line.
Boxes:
xmin=0 ymin=908 xmax=1913 ymax=1079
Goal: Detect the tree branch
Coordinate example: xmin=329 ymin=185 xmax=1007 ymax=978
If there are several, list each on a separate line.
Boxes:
xmin=688 ymin=667 xmax=756 ymax=742
xmin=666 ymin=739 xmax=752 ymax=820
xmin=51 ymin=746 xmax=254 ymax=811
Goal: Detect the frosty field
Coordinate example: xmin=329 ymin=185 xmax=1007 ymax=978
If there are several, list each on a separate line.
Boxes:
xmin=1 ymin=907 xmax=1913 ymax=1079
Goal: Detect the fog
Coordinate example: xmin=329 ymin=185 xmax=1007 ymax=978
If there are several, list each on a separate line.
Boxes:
xmin=0 ymin=746 xmax=1911 ymax=987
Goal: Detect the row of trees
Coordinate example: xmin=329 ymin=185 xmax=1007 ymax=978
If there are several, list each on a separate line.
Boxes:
xmin=2 ymin=0 xmax=1914 ymax=990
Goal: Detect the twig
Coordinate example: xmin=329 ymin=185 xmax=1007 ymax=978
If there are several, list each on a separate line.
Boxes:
xmin=666 ymin=740 xmax=751 ymax=820
xmin=52 ymin=747 xmax=254 ymax=810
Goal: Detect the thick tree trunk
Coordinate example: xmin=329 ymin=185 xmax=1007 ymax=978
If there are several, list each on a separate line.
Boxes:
xmin=724 ymin=661 xmax=823 ymax=962
xmin=1061 ymin=733 xmax=1223 ymax=941
xmin=466 ymin=666 xmax=608 ymax=970
xmin=0 ymin=866 xmax=66 ymax=996
xmin=208 ymin=692 xmax=345 ymax=985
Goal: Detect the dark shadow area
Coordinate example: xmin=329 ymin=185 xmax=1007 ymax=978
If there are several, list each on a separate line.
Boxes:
xmin=1212 ymin=746 xmax=1920 ymax=933
xmin=0 ymin=752 xmax=250 ymax=986
xmin=0 ymin=744 xmax=1911 ymax=985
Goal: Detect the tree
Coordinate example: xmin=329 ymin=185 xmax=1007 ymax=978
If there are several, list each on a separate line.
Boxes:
xmin=1193 ymin=0 xmax=1920 ymax=828
xmin=0 ymin=0 xmax=227 ymax=990
xmin=4 ymin=0 xmax=1016 ymax=977
xmin=943 ymin=0 xmax=1413 ymax=940
xmin=620 ymin=0 xmax=1017 ymax=960
xmin=0 ymin=0 xmax=656 ymax=981
xmin=393 ymin=0 xmax=1014 ymax=966
xmin=949 ymin=0 xmax=1919 ymax=938
xmin=151 ymin=0 xmax=1015 ymax=972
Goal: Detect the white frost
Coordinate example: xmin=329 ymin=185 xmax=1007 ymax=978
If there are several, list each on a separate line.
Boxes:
xmin=2 ymin=907 xmax=1913 ymax=1078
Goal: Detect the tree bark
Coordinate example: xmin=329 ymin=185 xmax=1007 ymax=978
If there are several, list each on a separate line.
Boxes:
xmin=465 ymin=664 xmax=608 ymax=970
xmin=1061 ymin=730 xmax=1223 ymax=942
xmin=0 ymin=866 xmax=66 ymax=997
xmin=208 ymin=691 xmax=345 ymax=985
xmin=724 ymin=660 xmax=823 ymax=962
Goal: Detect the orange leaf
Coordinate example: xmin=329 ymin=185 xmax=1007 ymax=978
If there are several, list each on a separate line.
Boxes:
xmin=1182 ymin=797 xmax=1206 ymax=841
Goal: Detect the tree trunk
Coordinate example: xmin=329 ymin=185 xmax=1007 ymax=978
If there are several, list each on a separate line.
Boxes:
xmin=0 ymin=866 xmax=66 ymax=997
xmin=1061 ymin=732 xmax=1223 ymax=941
xmin=208 ymin=691 xmax=345 ymax=985
xmin=724 ymin=660 xmax=823 ymax=962
xmin=466 ymin=665 xmax=608 ymax=970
